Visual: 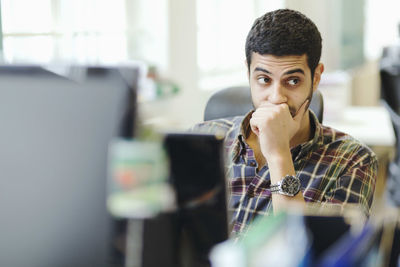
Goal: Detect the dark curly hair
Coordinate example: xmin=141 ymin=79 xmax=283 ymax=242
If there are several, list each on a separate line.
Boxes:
xmin=245 ymin=9 xmax=322 ymax=77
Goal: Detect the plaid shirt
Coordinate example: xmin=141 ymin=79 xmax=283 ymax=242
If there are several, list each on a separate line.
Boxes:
xmin=192 ymin=110 xmax=378 ymax=235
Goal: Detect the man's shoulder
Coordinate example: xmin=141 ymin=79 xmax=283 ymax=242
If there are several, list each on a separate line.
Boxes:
xmin=189 ymin=116 xmax=243 ymax=137
xmin=319 ymin=124 xmax=377 ymax=162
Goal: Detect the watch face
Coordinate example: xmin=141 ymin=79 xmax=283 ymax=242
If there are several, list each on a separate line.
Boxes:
xmin=281 ymin=175 xmax=301 ymax=196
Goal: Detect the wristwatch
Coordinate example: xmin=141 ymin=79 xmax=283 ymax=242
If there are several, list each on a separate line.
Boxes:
xmin=270 ymin=175 xmax=301 ymax=197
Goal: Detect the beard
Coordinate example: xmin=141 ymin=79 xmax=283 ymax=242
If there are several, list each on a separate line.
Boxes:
xmin=290 ymin=85 xmax=313 ymax=117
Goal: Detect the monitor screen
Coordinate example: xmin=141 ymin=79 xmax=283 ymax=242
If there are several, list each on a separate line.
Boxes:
xmin=0 ymin=65 xmax=137 ymax=267
xmin=163 ymin=132 xmax=229 ymax=266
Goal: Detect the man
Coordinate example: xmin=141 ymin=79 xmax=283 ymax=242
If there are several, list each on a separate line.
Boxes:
xmin=193 ymin=9 xmax=377 ymax=236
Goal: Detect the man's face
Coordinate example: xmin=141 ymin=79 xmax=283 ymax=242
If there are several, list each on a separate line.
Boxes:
xmin=248 ymin=53 xmax=319 ymax=117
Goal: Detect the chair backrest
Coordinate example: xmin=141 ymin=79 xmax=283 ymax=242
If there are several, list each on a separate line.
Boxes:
xmin=380 ymin=61 xmax=400 ymax=161
xmin=380 ymin=51 xmax=400 ymax=206
xmin=380 ymin=66 xmax=400 ymax=114
xmin=204 ymin=86 xmax=324 ymax=123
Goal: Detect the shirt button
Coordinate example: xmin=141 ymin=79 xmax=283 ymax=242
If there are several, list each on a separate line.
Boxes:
xmin=249 ymin=161 xmax=256 ymax=167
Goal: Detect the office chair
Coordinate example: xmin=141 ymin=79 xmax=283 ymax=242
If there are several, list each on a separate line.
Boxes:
xmin=204 ymin=86 xmax=324 ymax=123
xmin=380 ymin=65 xmax=400 ymax=206
xmin=381 ymin=100 xmax=400 ymax=206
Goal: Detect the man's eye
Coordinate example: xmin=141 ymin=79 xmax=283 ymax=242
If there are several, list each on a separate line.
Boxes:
xmin=287 ymin=78 xmax=300 ymax=86
xmin=257 ymin=77 xmax=270 ymax=84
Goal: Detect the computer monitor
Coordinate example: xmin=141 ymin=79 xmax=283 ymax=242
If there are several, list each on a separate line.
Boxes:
xmin=0 ymin=65 xmax=137 ymax=267
xmin=163 ymin=132 xmax=229 ymax=266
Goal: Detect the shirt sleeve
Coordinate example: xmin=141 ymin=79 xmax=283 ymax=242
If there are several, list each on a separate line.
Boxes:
xmin=322 ymin=146 xmax=378 ymax=216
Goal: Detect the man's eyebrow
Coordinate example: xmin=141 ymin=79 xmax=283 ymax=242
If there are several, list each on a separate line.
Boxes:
xmin=253 ymin=67 xmax=305 ymax=76
xmin=284 ymin=68 xmax=305 ymax=75
xmin=253 ymin=67 xmax=271 ymax=74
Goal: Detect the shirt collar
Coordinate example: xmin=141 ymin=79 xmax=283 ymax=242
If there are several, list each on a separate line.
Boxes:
xmin=292 ymin=110 xmax=323 ymax=160
xmin=226 ymin=110 xmax=254 ymax=162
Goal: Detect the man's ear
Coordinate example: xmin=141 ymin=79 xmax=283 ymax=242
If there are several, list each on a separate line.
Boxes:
xmin=312 ymin=63 xmax=324 ymax=91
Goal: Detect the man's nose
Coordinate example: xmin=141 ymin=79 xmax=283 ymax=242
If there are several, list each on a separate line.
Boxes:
xmin=268 ymin=84 xmax=287 ymax=104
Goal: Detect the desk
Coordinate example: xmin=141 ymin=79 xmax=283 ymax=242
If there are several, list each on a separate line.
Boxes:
xmin=323 ymin=106 xmax=395 ymax=148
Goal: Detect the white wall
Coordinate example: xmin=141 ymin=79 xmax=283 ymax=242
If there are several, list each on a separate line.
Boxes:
xmin=140 ymin=0 xmax=211 ymax=131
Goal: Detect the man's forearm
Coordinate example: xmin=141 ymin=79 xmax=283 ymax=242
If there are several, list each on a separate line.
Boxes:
xmin=266 ymin=148 xmax=306 ymax=213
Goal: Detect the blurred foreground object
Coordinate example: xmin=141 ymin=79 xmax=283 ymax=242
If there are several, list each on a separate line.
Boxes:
xmin=211 ymin=207 xmax=400 ymax=267
xmin=0 ymin=64 xmax=138 ymax=267
xmin=107 ymin=139 xmax=175 ymax=219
